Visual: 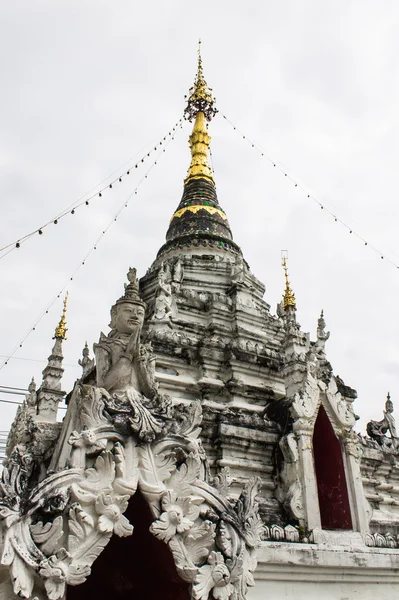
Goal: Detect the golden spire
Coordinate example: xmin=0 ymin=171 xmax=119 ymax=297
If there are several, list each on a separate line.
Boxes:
xmin=281 ymin=254 xmax=296 ymax=310
xmin=184 ymin=41 xmax=217 ymax=185
xmin=54 ymin=292 xmax=68 ymax=340
xmin=185 ymin=111 xmax=214 ymax=184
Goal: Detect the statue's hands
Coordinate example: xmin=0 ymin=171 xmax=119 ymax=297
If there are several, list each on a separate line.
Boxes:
xmin=126 ymin=330 xmax=140 ymax=359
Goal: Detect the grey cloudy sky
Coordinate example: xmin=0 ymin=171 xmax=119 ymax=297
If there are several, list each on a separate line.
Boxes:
xmin=1 ymin=0 xmax=398 ymax=433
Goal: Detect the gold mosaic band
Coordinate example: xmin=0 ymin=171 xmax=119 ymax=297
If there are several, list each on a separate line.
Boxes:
xmin=170 ymin=204 xmax=228 ymax=223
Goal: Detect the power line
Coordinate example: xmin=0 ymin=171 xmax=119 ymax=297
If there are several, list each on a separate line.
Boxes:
xmin=0 ymin=355 xmax=80 ymax=368
xmin=0 ymin=385 xmax=28 ymax=392
xmin=0 ymin=117 xmax=184 ymax=372
xmin=0 ymin=119 xmax=183 ymax=259
xmin=221 ymin=113 xmax=399 ymax=271
xmin=0 ymin=397 xmax=67 ymax=410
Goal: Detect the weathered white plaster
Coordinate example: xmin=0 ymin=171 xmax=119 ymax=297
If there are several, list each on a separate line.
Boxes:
xmin=248 ymin=541 xmax=399 ymax=600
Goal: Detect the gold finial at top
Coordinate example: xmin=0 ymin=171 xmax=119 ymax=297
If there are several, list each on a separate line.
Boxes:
xmin=184 ymin=40 xmax=217 ymax=122
xmin=54 ymin=292 xmax=68 ymax=340
xmin=281 ymin=253 xmax=296 ymax=310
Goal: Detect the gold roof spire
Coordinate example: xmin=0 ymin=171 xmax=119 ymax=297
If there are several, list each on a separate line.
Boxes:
xmin=54 ymin=292 xmax=68 ymax=340
xmin=281 ymin=253 xmax=296 ymax=310
xmin=184 ymin=41 xmax=217 ymax=185
xmin=184 ymin=111 xmax=214 ymax=184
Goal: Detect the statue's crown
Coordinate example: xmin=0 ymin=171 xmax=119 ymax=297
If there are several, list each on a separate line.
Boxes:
xmin=115 ymin=268 xmax=146 ymax=308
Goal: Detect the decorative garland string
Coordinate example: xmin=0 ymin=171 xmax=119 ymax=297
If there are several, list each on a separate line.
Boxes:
xmin=221 ymin=113 xmax=399 ymax=270
xmin=0 ymin=118 xmax=184 ymax=372
xmin=0 ymin=118 xmax=183 ymax=258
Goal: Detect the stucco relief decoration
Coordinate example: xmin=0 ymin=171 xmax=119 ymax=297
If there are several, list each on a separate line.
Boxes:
xmin=273 ymin=321 xmax=360 ymax=524
xmin=366 ymin=393 xmax=398 ymax=451
xmin=287 ymin=348 xmax=356 ymax=432
xmin=151 ymin=263 xmax=178 ymax=325
xmin=0 ymin=269 xmax=263 ymax=600
xmin=291 ymin=351 xmax=320 ymax=420
xmin=325 ymin=376 xmax=356 ymax=429
xmin=231 ymin=254 xmax=246 ymax=285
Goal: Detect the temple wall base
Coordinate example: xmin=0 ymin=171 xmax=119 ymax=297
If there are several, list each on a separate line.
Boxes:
xmin=250 ymin=541 xmax=399 ymax=599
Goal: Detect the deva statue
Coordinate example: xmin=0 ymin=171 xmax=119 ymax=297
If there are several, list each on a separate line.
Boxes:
xmin=94 ymin=268 xmax=168 ymax=441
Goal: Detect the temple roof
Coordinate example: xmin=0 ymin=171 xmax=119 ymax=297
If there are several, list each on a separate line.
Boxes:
xmin=158 ymin=43 xmax=239 ymax=257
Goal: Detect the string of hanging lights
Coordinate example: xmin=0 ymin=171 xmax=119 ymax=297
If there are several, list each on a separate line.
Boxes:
xmin=0 ymin=119 xmax=184 ymax=372
xmin=221 ymin=113 xmax=399 ymax=271
xmin=0 ymin=118 xmax=184 ymax=259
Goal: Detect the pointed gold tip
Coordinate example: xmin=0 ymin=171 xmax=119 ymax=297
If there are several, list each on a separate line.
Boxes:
xmin=185 ymin=41 xmax=217 ymax=122
xmin=54 ymin=292 xmax=68 ymax=340
xmin=281 ymin=256 xmax=296 ymax=309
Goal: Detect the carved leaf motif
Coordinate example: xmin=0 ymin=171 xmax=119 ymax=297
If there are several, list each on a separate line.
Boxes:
xmin=71 ymin=485 xmax=97 ymax=505
xmin=138 ymin=445 xmax=165 ymax=489
xmin=155 ymin=450 xmax=177 ymax=483
xmin=193 ymin=552 xmax=233 ymax=600
xmin=30 ymin=516 xmax=64 ymax=556
xmin=234 ymin=477 xmax=261 ymax=526
xmin=226 ymin=556 xmax=243 ymax=583
xmin=168 ymin=536 xmax=198 ymax=583
xmin=73 ymin=530 xmax=111 ymax=567
xmin=216 ymin=521 xmax=233 ymax=557
xmin=10 ymin=553 xmax=34 ymax=599
xmin=67 ymin=563 xmax=92 ymax=586
xmin=242 ymin=550 xmax=257 ymax=588
xmin=243 ymin=514 xmax=264 ymax=548
xmin=165 ymin=455 xmax=201 ymax=496
xmin=80 ymin=386 xmax=109 ymax=429
xmin=177 ymin=402 xmax=203 ymax=439
xmin=1 ymin=530 xmax=15 ymax=566
xmin=0 ymin=506 xmax=20 ymax=529
xmin=192 ymin=563 xmax=213 ymax=600
xmin=113 ymin=442 xmax=138 ymax=495
xmin=68 ymin=505 xmax=94 ymax=555
xmin=40 ymin=549 xmax=90 ymax=600
xmin=213 ymin=468 xmax=232 ymax=497
xmin=81 ymin=451 xmax=115 ymax=492
xmin=228 ymin=549 xmax=257 ymax=600
xmin=185 ymin=521 xmax=215 ymax=564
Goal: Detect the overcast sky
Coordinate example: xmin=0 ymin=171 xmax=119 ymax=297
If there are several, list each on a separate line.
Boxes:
xmin=0 ymin=0 xmax=398 ymax=434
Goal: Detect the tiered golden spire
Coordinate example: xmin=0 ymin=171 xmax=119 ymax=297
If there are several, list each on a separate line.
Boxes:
xmin=54 ymin=292 xmax=68 ymax=340
xmin=184 ymin=41 xmax=217 ymax=185
xmin=185 ymin=112 xmax=214 ymax=184
xmin=281 ymin=255 xmax=296 ymax=309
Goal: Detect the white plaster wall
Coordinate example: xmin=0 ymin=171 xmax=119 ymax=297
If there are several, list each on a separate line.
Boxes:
xmin=248 ymin=580 xmax=397 ymax=600
xmin=251 ymin=541 xmax=399 ymax=600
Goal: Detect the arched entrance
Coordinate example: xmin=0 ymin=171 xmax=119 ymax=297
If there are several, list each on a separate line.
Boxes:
xmin=67 ymin=489 xmax=191 ymax=600
xmin=313 ymin=405 xmax=353 ymax=530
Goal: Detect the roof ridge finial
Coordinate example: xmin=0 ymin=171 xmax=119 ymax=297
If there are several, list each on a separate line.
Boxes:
xmin=281 ymin=251 xmax=296 ymax=310
xmin=54 ymin=292 xmax=68 ymax=340
xmin=184 ymin=40 xmax=217 ymax=122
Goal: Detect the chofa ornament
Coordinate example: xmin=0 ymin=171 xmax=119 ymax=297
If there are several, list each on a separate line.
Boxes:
xmin=0 ymin=269 xmax=263 ymax=600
